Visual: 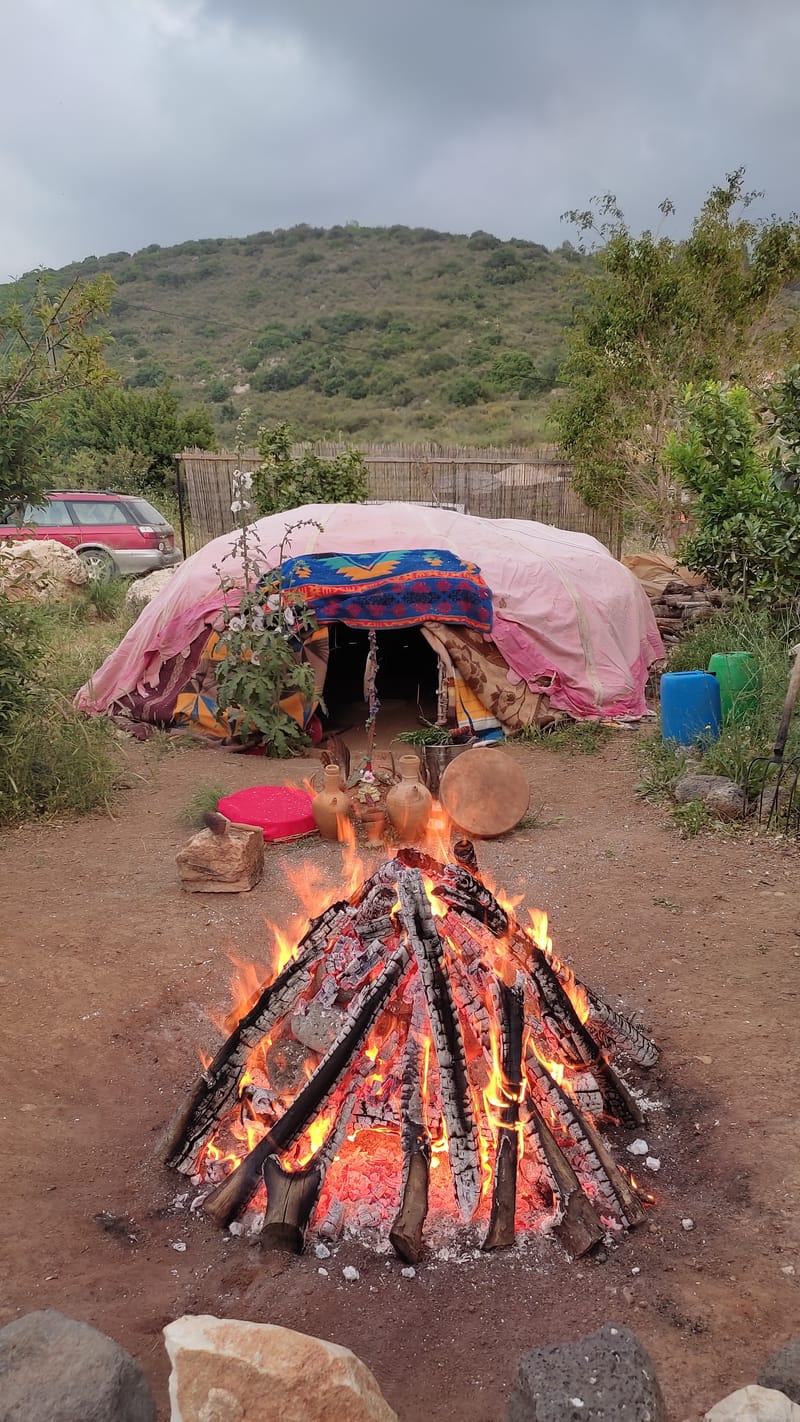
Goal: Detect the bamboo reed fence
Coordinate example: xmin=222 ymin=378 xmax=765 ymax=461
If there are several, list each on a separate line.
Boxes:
xmin=178 ymin=441 xmax=622 ymax=555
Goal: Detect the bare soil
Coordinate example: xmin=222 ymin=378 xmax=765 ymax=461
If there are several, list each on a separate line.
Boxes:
xmin=2 ymin=736 xmax=799 ymax=1421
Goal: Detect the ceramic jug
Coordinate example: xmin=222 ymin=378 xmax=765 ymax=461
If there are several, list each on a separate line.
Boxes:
xmin=312 ymin=764 xmax=351 ymax=841
xmin=386 ymin=754 xmax=432 ymax=841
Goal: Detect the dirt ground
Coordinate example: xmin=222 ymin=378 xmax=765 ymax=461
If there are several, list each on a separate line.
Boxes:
xmin=2 ymin=734 xmax=799 ymax=1421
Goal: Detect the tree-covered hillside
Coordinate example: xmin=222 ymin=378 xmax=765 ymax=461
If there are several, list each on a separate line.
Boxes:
xmin=1 ymin=224 xmax=587 ymax=445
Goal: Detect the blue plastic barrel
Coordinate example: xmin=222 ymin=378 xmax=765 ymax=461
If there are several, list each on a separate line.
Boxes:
xmin=660 ymin=671 xmax=722 ymax=746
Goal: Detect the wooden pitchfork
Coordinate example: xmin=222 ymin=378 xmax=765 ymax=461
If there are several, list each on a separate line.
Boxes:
xmin=744 ymin=643 xmax=800 ymax=833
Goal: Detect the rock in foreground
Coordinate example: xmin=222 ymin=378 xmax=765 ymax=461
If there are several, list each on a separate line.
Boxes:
xmin=164 ymin=1314 xmax=397 ymax=1422
xmin=759 ymin=1339 xmax=800 ymax=1404
xmin=0 ymin=1309 xmax=155 ymax=1422
xmin=507 ymin=1323 xmax=667 ymax=1421
xmin=705 ymin=1384 xmax=800 ymax=1419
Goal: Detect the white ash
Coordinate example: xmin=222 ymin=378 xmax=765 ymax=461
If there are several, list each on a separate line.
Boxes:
xmin=645 ymin=1156 xmax=661 ymax=1172
xmin=342 ymin=1265 xmax=360 ymax=1282
xmin=170 ymin=1241 xmax=187 ymax=1252
xmin=627 ymin=1139 xmax=649 ymax=1156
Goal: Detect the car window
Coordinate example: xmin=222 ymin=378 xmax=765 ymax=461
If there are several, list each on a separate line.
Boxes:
xmin=128 ymin=498 xmax=168 ymax=525
xmin=69 ymin=500 xmax=130 ymax=526
xmin=21 ymin=500 xmax=73 ymax=527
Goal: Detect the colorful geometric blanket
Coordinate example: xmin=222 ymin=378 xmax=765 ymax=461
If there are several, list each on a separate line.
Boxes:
xmin=264 ymin=549 xmax=493 ymax=632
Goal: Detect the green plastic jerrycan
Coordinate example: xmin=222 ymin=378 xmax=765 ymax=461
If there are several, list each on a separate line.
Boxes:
xmin=707 ymin=651 xmax=761 ymax=725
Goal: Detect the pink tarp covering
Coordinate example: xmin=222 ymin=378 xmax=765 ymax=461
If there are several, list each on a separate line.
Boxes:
xmin=76 ymin=502 xmax=664 ymax=721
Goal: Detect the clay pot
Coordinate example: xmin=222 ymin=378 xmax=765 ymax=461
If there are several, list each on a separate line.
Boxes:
xmin=311 ymin=764 xmax=351 ymax=841
xmin=386 ymin=753 xmax=433 ymax=842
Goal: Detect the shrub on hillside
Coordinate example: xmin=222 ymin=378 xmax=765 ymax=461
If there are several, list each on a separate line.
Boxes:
xmin=448 ymin=376 xmax=486 ymax=407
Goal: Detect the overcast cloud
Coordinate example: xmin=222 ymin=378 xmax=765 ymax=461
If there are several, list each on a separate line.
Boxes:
xmin=2 ymin=0 xmax=799 ymax=277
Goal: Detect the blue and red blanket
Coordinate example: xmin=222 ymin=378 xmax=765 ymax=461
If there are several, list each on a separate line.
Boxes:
xmin=263 ymin=549 xmax=493 ymax=632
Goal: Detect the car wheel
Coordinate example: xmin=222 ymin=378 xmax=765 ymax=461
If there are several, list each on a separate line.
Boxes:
xmin=80 ymin=549 xmax=115 ymax=582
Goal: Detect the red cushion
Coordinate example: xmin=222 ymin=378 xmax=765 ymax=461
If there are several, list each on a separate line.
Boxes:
xmin=218 ymin=785 xmax=316 ymax=841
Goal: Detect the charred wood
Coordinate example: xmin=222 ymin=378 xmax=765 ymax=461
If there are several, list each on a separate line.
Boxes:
xmin=483 ymin=977 xmax=525 ymax=1251
xmin=202 ymin=940 xmax=410 ymax=1228
xmin=161 ymin=901 xmax=350 ymax=1170
xmin=397 ymin=869 xmax=482 ymax=1222
xmin=260 ymin=1156 xmax=323 ymax=1253
xmin=525 ymin=1104 xmax=605 ymax=1258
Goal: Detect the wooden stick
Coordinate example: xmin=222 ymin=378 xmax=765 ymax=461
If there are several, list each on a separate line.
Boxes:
xmin=259 ymin=1156 xmax=323 ymax=1253
xmin=202 ymin=941 xmax=410 ymax=1228
xmin=483 ymin=978 xmax=524 ymax=1251
xmin=527 ymin=1106 xmax=605 ymax=1258
xmin=390 ymin=991 xmax=432 ymax=1264
xmin=397 ymin=869 xmax=482 ymax=1222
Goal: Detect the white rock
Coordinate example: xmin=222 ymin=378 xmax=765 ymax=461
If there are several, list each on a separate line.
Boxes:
xmin=781 ymin=1265 xmax=795 ymax=1276
xmin=682 ymin=1218 xmax=695 ymax=1231
xmin=627 ymin=1139 xmax=649 ymax=1156
xmin=704 ymin=1384 xmax=800 ymax=1420
xmin=125 ymin=566 xmax=178 ymax=614
xmin=342 ymin=1266 xmax=360 ymax=1282
xmin=318 ymin=1268 xmax=329 ymax=1277
xmin=314 ymin=1243 xmax=331 ymax=1260
xmin=645 ymin=1157 xmax=661 ymax=1172
xmin=0 ymin=538 xmax=88 ymax=603
xmin=164 ymin=1314 xmax=397 ymax=1421
xmin=400 ymin=1267 xmax=416 ymax=1279
xmin=170 ymin=1241 xmax=187 ymax=1252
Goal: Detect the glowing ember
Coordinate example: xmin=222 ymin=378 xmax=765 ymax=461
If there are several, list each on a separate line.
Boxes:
xmin=165 ymin=833 xmax=660 ymax=1263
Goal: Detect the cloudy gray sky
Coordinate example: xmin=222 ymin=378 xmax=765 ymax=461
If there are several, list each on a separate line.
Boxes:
xmin=2 ymin=0 xmax=799 ymax=277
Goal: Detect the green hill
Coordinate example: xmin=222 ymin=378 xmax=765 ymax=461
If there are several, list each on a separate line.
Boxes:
xmin=3 ymin=224 xmax=588 ymax=445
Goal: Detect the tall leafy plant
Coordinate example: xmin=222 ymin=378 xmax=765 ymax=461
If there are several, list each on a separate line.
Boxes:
xmin=214 ymin=429 xmax=324 ymax=755
xmin=665 ymin=380 xmax=800 ymax=604
xmin=253 ymin=421 xmax=368 ymax=515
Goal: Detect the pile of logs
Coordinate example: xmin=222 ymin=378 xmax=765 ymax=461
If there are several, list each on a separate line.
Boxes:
xmin=650 ymin=579 xmax=730 ymax=651
xmin=162 ymin=844 xmax=659 ymax=1263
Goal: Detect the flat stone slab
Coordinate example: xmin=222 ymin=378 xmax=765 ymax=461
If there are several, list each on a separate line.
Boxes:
xmin=759 ymin=1339 xmax=800 ymax=1404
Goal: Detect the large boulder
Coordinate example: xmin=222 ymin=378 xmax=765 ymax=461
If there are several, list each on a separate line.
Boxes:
xmin=0 ymin=539 xmax=88 ymax=603
xmin=125 ymin=566 xmax=178 ymax=615
xmin=758 ymin=1340 xmax=800 ymax=1404
xmin=164 ymin=1315 xmax=397 ymax=1422
xmin=507 ymin=1323 xmax=667 ymax=1421
xmin=704 ymin=1385 xmax=800 ymax=1419
xmin=673 ymin=772 xmax=746 ymax=820
xmin=0 ymin=1309 xmax=155 ymax=1422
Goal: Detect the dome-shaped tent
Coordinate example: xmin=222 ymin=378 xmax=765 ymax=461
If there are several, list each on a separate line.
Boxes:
xmin=76 ymin=502 xmax=663 ymax=734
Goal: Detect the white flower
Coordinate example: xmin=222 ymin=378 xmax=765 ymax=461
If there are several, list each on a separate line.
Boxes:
xmin=228 ymin=614 xmax=245 ymax=633
xmin=250 ymin=609 xmax=265 ymax=632
xmin=266 ymin=593 xmax=280 ymax=612
xmin=283 ymin=606 xmax=296 ymax=628
xmin=230 ymin=499 xmax=243 ymax=515
xmin=250 ymin=652 xmax=260 ymax=666
xmin=239 ymin=471 xmax=254 ymax=490
xmin=362 ymin=770 xmax=375 ymax=784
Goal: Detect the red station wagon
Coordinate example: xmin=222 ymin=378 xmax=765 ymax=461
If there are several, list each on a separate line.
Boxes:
xmin=0 ymin=490 xmax=183 ymax=580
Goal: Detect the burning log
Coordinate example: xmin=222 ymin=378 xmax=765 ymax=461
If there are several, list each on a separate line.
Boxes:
xmin=397 ymin=869 xmax=482 ymax=1222
xmin=524 ymin=1104 xmax=605 ymax=1258
xmin=482 ymin=976 xmax=525 ymax=1251
xmin=585 ymin=992 xmax=659 ymax=1069
xmin=260 ymin=1157 xmax=323 ymax=1253
xmin=203 ymin=939 xmax=411 ymax=1227
xmin=161 ymin=900 xmax=350 ymax=1170
xmin=390 ymin=994 xmax=432 ymax=1264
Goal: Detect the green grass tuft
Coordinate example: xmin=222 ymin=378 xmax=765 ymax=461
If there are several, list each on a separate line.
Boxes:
xmin=518 ymin=720 xmax=613 ymax=755
xmin=181 ymin=782 xmax=228 ymax=826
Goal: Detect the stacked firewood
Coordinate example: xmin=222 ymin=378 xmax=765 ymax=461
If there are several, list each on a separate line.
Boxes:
xmin=649 ymin=579 xmax=731 ymax=650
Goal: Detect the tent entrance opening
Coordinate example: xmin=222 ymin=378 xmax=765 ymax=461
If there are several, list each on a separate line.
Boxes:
xmin=322 ymin=624 xmax=438 ymax=735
